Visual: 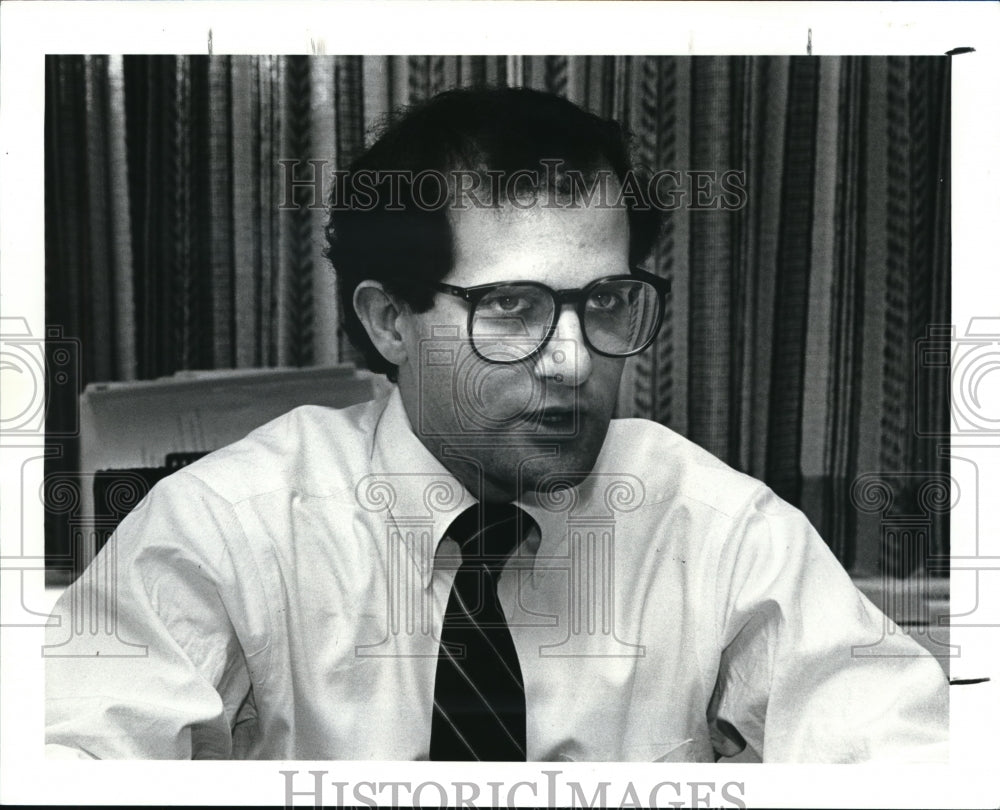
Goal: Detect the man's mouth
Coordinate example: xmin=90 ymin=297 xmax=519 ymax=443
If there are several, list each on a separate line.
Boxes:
xmin=533 ymin=408 xmax=580 ymax=429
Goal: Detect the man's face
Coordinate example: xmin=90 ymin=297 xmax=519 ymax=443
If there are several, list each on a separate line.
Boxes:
xmin=396 ymin=196 xmax=630 ymax=502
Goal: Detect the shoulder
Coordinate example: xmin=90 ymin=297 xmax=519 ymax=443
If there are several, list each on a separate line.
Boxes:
xmin=164 ymin=397 xmax=387 ymax=507
xmin=599 ymin=417 xmax=772 ymax=519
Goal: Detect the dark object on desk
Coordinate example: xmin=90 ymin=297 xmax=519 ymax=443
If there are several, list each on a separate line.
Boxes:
xmin=93 ymin=451 xmax=208 ymax=554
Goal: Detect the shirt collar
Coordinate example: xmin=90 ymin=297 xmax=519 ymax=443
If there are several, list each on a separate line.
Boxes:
xmin=514 ymin=491 xmax=570 ymax=584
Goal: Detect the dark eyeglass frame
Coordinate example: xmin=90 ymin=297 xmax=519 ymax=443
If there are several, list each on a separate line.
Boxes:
xmin=403 ymin=268 xmax=671 ymax=364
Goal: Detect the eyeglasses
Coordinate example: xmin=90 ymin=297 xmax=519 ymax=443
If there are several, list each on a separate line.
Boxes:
xmin=405 ymin=269 xmax=670 ymax=363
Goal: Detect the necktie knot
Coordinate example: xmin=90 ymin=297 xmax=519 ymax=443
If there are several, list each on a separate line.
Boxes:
xmin=447 ymin=503 xmax=534 ymax=572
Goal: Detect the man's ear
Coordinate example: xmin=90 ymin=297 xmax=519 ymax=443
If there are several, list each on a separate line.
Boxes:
xmin=353 ymin=281 xmax=411 ymax=368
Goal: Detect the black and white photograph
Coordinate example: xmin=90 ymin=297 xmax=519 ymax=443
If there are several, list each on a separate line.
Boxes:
xmin=2 ymin=2 xmax=998 ymax=807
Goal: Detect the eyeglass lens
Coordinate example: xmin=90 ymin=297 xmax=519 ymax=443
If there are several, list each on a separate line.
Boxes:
xmin=470 ymin=280 xmax=661 ymax=362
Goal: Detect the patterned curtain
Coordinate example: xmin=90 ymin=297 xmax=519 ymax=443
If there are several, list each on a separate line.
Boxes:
xmin=45 ymin=55 xmax=950 ymax=576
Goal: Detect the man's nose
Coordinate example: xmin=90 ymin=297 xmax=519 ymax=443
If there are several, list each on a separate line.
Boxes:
xmin=534 ymin=306 xmax=593 ymax=385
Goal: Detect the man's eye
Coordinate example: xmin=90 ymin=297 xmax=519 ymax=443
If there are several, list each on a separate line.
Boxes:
xmin=483 ymin=294 xmax=531 ymax=314
xmin=587 ymin=291 xmax=623 ymax=312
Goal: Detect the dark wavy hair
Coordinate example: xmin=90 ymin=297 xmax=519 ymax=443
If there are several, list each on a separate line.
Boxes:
xmin=324 ymin=86 xmax=662 ymax=381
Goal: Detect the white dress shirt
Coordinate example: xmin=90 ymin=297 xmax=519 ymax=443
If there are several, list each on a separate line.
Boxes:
xmin=45 ymin=388 xmax=948 ymax=761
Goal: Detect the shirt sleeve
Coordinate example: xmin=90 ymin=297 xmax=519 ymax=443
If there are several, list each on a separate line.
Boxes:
xmin=45 ymin=471 xmax=255 ymax=759
xmin=707 ymin=486 xmax=949 ymax=763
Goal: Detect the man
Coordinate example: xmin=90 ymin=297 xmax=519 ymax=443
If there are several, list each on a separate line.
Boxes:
xmin=46 ymin=87 xmax=947 ymax=761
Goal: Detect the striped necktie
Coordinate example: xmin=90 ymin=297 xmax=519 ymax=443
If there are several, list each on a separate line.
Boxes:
xmin=429 ymin=503 xmax=535 ymax=761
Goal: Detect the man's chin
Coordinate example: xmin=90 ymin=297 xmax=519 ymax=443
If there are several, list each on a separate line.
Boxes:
xmin=513 ymin=442 xmax=606 ymax=497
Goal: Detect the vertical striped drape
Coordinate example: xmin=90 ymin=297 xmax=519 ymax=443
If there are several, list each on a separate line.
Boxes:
xmin=45 ymin=55 xmax=951 ymax=576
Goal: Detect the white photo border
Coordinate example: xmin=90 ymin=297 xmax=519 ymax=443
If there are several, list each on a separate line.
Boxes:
xmin=2 ymin=2 xmax=998 ymax=807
